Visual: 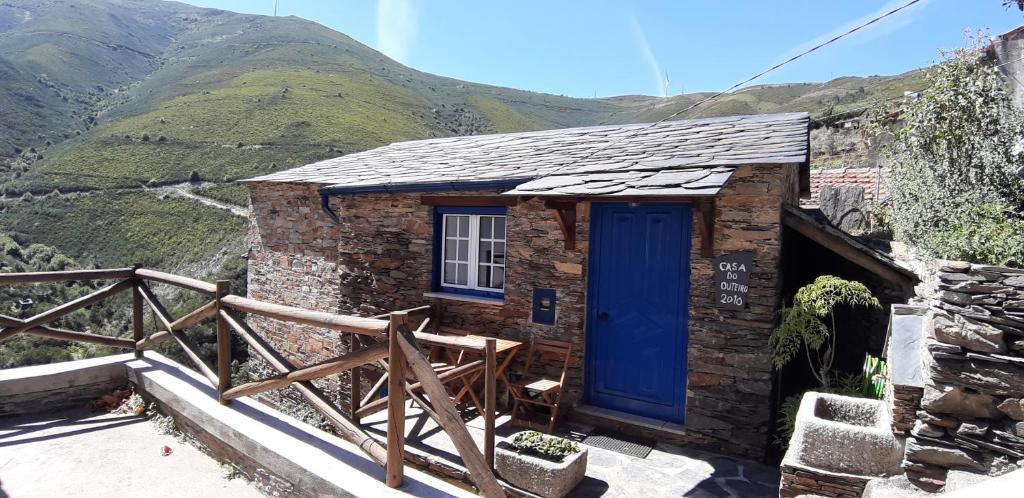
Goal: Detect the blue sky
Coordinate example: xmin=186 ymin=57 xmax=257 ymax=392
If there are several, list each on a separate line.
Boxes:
xmin=183 ymin=1 xmax=1024 ymax=98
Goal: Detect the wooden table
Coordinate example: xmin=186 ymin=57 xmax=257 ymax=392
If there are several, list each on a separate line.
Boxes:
xmin=412 ymin=331 xmax=523 ymax=411
xmin=446 ymin=335 xmax=523 ymax=408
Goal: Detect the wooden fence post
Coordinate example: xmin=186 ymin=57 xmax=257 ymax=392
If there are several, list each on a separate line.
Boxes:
xmin=386 ymin=312 xmax=407 ymax=488
xmin=132 ymin=266 xmax=144 ymax=359
xmin=485 ymin=337 xmax=497 ymax=471
xmin=216 ymin=279 xmax=232 ymax=404
xmin=350 ymin=332 xmax=362 ymax=422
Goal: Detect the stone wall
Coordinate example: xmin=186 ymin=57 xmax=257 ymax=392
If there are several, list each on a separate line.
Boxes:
xmin=900 ymin=261 xmax=1024 ymax=491
xmin=780 ymin=464 xmax=871 ymax=498
xmin=245 ymin=162 xmax=801 ymax=459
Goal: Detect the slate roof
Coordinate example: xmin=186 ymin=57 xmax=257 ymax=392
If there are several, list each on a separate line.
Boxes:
xmin=807 ymin=167 xmax=888 ymax=204
xmin=245 ymin=112 xmax=809 ymax=197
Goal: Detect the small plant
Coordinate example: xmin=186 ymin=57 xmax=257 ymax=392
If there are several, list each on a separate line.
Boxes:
xmin=220 ymin=462 xmax=242 ymax=480
xmin=510 ymin=431 xmax=580 ymax=462
xmin=770 ymin=276 xmax=881 ymax=388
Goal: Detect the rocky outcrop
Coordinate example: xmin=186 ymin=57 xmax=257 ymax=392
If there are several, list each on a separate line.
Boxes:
xmin=900 ymin=262 xmax=1024 ymax=491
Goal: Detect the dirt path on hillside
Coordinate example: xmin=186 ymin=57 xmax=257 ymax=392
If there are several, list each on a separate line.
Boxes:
xmin=152 ymin=183 xmax=250 ymax=217
xmin=0 ymin=181 xmax=251 ymax=218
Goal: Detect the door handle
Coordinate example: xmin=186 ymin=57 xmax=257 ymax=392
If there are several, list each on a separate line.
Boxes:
xmin=598 ymin=311 xmax=609 ymax=321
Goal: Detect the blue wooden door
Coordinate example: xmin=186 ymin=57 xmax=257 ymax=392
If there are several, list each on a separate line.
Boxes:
xmin=585 ymin=203 xmax=691 ymax=422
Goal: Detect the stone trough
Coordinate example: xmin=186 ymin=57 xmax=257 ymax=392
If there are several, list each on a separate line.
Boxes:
xmin=781 ymin=392 xmax=905 ymax=497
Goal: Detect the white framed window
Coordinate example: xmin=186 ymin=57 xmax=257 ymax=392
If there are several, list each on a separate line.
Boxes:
xmin=440 ymin=212 xmax=506 ymax=294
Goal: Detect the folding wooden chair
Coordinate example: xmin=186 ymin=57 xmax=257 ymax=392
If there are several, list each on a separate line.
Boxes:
xmin=509 ymin=339 xmax=572 ymax=433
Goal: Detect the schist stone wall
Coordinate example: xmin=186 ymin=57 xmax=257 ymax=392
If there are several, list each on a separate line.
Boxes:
xmin=245 ymin=162 xmax=801 ymax=459
xmin=893 ymin=262 xmax=1024 ymax=492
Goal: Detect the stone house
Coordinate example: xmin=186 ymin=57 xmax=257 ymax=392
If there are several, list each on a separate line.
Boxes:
xmin=242 ymin=112 xmax=816 ymax=459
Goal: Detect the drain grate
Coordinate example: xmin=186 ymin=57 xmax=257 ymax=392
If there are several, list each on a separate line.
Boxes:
xmin=582 ymin=430 xmax=655 ymax=458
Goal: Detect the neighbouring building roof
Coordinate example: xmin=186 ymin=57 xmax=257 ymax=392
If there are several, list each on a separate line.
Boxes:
xmin=807 ymin=166 xmax=888 ymax=204
xmin=246 ymin=112 xmax=809 ymax=197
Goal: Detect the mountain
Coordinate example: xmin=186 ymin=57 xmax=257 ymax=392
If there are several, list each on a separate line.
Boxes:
xmin=0 ymin=0 xmax=927 ymax=273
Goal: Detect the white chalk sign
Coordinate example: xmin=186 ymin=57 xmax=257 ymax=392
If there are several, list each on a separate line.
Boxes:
xmin=713 ymin=252 xmax=753 ymax=310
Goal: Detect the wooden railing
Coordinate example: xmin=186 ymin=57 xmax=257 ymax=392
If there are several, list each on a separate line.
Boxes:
xmin=0 ymin=267 xmax=505 ymax=497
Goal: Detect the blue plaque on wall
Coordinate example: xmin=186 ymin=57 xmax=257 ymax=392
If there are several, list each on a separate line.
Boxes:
xmin=532 ymin=288 xmax=557 ymax=325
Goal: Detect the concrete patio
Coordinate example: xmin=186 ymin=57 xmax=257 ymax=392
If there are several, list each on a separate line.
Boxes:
xmin=0 ymin=408 xmax=262 ymax=498
xmin=361 ymin=406 xmax=781 ymax=497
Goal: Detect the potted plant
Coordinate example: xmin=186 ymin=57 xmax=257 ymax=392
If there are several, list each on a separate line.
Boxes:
xmin=495 ymin=431 xmax=587 ymax=498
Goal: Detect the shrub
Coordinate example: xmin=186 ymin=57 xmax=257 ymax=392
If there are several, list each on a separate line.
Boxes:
xmin=189 ymin=170 xmax=201 ymax=182
xmin=141 ymin=133 xmax=150 ymax=142
xmin=926 ymin=202 xmax=1024 ymax=267
xmin=510 ymin=431 xmax=580 ymax=462
xmin=872 ymin=34 xmax=1024 ymax=265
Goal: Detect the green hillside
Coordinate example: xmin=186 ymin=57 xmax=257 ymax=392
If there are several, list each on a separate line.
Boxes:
xmin=0 ymin=0 xmax=928 ymax=276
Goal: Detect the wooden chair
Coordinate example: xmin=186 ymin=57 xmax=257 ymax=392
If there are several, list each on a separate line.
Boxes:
xmin=509 ymin=339 xmax=572 ymax=433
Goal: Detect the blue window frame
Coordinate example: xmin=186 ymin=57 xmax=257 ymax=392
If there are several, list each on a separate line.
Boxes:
xmin=432 ymin=206 xmax=507 ymax=299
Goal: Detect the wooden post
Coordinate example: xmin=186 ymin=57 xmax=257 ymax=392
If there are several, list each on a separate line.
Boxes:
xmin=350 ymin=333 xmax=362 ymax=422
xmin=215 ymin=280 xmax=232 ymax=404
xmin=132 ymin=266 xmax=144 ymax=359
xmin=394 ymin=327 xmax=506 ymax=497
xmin=484 ymin=337 xmax=497 ymax=471
xmin=386 ymin=312 xmax=407 ymax=488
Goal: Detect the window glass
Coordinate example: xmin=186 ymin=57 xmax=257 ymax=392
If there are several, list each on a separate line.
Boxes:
xmin=439 ymin=212 xmax=507 ymax=293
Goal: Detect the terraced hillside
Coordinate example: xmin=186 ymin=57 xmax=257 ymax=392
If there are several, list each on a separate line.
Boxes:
xmin=0 ymin=0 xmax=927 ymax=275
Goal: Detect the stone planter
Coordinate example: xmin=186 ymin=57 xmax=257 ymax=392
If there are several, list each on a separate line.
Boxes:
xmin=785 ymin=392 xmax=904 ymax=476
xmin=495 ymin=434 xmax=588 ymax=498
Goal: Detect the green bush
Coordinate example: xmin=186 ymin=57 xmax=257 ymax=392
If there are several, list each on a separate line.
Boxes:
xmin=510 ymin=431 xmax=580 ymax=462
xmin=872 ymin=34 xmax=1024 ymax=265
xmin=926 ymin=202 xmax=1024 ymax=268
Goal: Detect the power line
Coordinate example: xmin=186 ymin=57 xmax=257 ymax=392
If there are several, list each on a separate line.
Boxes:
xmin=540 ymin=0 xmax=925 ymax=179
xmin=664 ymin=0 xmax=924 ymax=121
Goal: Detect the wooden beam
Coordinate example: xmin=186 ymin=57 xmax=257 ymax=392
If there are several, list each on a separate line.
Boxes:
xmin=135 ymin=268 xmax=218 ymax=294
xmin=0 ymin=279 xmax=133 ymax=341
xmin=420 ymin=195 xmax=518 ymax=207
xmin=394 ymin=325 xmax=506 ymax=497
xmin=215 ymin=280 xmax=232 ymax=404
xmin=136 ymin=301 xmax=217 ymax=350
xmin=220 ymin=295 xmax=388 ymax=336
xmin=22 ymin=326 xmax=135 ymax=348
xmin=781 ymin=205 xmax=917 ymax=292
xmin=386 ymin=313 xmax=407 ymax=488
xmin=219 ymin=310 xmax=390 ymax=468
xmin=222 ymin=342 xmax=389 ymax=401
xmin=545 ymin=200 xmax=577 ymax=250
xmin=369 ymin=305 xmax=432 ymax=321
xmin=484 ymin=337 xmax=497 ymax=471
xmin=0 ymin=314 xmax=133 ymax=348
xmin=132 ymin=279 xmax=144 ymax=358
xmin=0 ymin=268 xmax=133 ymax=284
xmin=354 ymin=360 xmax=485 ymax=418
xmin=698 ymin=198 xmax=716 ymax=258
xmin=349 ymin=333 xmax=362 ymax=422
xmin=412 ymin=330 xmax=486 ymax=352
xmin=137 ymin=282 xmax=218 ymax=386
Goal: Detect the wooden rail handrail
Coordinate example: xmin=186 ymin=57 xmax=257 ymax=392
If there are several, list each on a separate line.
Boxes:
xmin=0 ymin=279 xmax=133 ymax=341
xmin=135 ymin=268 xmax=218 ymax=294
xmin=135 ymin=300 xmax=218 ymax=349
xmin=222 ymin=341 xmax=389 ymax=401
xmin=220 ymin=295 xmax=388 ymax=336
xmin=0 ymin=268 xmax=134 ymax=284
xmin=0 ymin=267 xmax=505 ymax=493
xmin=412 ymin=330 xmax=487 ymax=352
xmin=218 ymin=309 xmax=391 ymax=467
